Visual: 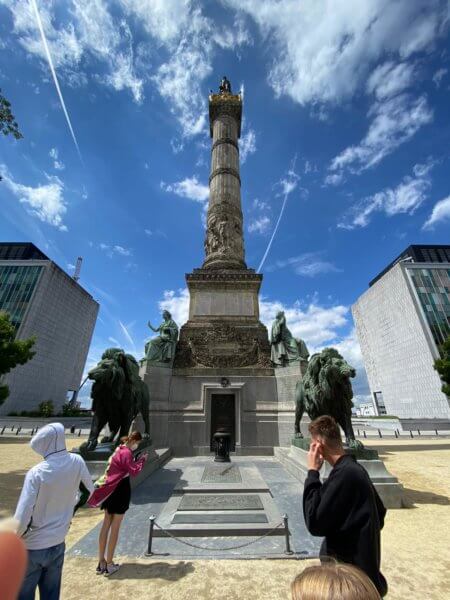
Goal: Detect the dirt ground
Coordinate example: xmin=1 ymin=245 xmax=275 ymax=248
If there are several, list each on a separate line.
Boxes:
xmin=0 ymin=436 xmax=449 ymax=599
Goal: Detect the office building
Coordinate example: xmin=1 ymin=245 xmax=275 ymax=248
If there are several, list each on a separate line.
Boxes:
xmin=0 ymin=243 xmax=99 ymax=414
xmin=352 ymin=245 xmax=450 ymax=420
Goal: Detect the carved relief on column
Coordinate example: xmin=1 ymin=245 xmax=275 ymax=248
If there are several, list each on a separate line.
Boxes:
xmin=203 ymin=203 xmax=245 ymax=267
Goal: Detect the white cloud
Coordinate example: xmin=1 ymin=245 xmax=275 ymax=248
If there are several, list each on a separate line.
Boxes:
xmin=49 ymin=147 xmax=65 ymax=170
xmin=146 ymin=5 xmax=250 ymax=137
xmin=432 ymin=67 xmax=448 ymax=88
xmin=324 ymin=172 xmax=345 ymax=187
xmin=333 ymin=328 xmax=364 ymax=370
xmin=114 ymin=245 xmax=132 ymax=256
xmin=224 ymin=0 xmax=445 ymax=107
xmin=152 ymin=37 xmax=210 ymax=137
xmin=259 ymin=297 xmax=348 ymax=349
xmin=252 ymin=198 xmax=269 ymax=211
xmin=161 ymin=176 xmax=209 ymax=203
xmin=4 ymin=0 xmax=143 ymax=103
xmin=268 ymin=253 xmax=341 ymax=277
xmin=158 ymin=288 xmax=190 ymax=325
xmin=1 ymin=164 xmax=67 ymax=230
xmin=248 ymin=215 xmax=271 ymax=234
xmin=170 ymin=138 xmax=185 ymax=154
xmin=422 ymin=195 xmax=450 ymax=230
xmin=366 ymin=61 xmax=416 ymax=100
xmin=99 ymin=243 xmax=133 ymax=257
xmin=339 ymin=163 xmax=432 ymax=229
xmin=278 ymin=164 xmax=300 ymax=196
xmin=240 ymin=128 xmax=256 ymax=163
xmin=119 ymin=0 xmax=192 ymax=44
xmin=328 ymin=94 xmax=433 ymax=177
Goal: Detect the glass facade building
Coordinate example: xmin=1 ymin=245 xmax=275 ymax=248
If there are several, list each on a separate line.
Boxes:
xmin=353 ymin=244 xmax=450 ymax=420
xmin=407 ymin=266 xmax=450 ymax=349
xmin=0 ymin=242 xmax=99 ymax=415
xmin=0 ymin=265 xmax=43 ymax=330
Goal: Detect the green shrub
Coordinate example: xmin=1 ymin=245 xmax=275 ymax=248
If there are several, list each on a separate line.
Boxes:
xmin=60 ymin=403 xmax=84 ymax=417
xmin=38 ymin=401 xmax=54 ymax=418
xmin=7 ymin=411 xmax=18 ymax=416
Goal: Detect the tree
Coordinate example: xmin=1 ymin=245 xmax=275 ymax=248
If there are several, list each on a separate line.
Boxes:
xmin=0 ymin=89 xmax=23 ymax=139
xmin=434 ymin=335 xmax=450 ymax=397
xmin=0 ymin=311 xmax=36 ymax=405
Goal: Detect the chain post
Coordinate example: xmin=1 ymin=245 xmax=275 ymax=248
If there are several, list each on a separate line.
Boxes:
xmin=146 ymin=515 xmax=156 ymax=556
xmin=283 ymin=514 xmax=293 ymax=555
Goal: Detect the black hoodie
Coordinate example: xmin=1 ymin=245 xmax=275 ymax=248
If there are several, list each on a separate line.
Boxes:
xmin=303 ymin=454 xmax=388 ymax=597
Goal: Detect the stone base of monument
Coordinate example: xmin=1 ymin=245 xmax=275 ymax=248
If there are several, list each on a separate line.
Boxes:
xmin=73 ymin=443 xmax=173 ymax=487
xmin=154 ymin=462 xmax=286 ymax=537
xmin=274 ymin=439 xmax=404 ymax=509
xmin=139 ymin=361 xmax=302 ymax=456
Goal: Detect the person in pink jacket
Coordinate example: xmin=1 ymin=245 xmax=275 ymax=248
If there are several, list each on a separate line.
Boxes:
xmin=88 ymin=431 xmax=147 ymax=576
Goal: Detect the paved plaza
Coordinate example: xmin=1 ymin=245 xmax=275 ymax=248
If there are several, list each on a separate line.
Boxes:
xmin=1 ymin=436 xmax=450 ymax=599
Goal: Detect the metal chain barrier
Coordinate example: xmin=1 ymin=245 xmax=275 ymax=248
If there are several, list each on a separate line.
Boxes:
xmin=146 ymin=514 xmax=294 ymax=556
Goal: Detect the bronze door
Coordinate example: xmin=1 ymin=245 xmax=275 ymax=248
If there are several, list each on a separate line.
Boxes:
xmin=210 ymin=394 xmax=236 ymax=451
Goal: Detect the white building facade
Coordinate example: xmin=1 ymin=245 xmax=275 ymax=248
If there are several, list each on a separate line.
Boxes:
xmin=352 ymin=246 xmax=450 ymax=420
xmin=0 ymin=243 xmax=99 ymax=415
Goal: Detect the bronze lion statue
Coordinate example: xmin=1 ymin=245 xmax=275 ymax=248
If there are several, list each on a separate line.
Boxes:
xmin=80 ymin=348 xmax=150 ymax=452
xmin=294 ymin=347 xmax=361 ymax=448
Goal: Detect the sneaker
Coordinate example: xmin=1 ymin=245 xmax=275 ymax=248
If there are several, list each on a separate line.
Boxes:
xmin=104 ymin=563 xmax=120 ymax=577
xmin=96 ymin=561 xmax=106 ymax=575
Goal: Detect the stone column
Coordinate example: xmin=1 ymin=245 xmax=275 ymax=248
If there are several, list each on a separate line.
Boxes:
xmin=203 ymin=91 xmax=246 ymax=270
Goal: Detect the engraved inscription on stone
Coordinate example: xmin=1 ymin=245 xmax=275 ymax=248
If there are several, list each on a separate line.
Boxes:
xmin=179 ymin=494 xmax=264 ymax=511
xmin=201 ymin=464 xmax=242 ymax=483
xmin=193 ymin=291 xmax=254 ymax=317
xmin=172 ymin=513 xmax=268 ymax=524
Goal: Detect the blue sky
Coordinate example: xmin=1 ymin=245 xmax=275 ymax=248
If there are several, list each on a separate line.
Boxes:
xmin=1 ymin=0 xmax=449 ymax=406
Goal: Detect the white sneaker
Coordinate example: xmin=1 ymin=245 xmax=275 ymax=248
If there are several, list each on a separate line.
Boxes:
xmin=104 ymin=563 xmax=120 ymax=577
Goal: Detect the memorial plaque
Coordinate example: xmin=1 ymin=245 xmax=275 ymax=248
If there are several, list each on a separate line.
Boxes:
xmin=179 ymin=494 xmax=264 ymax=511
xmin=172 ymin=513 xmax=268 ymax=524
xmin=201 ymin=464 xmax=242 ymax=483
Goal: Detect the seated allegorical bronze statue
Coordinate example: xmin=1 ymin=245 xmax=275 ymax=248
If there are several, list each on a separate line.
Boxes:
xmin=144 ymin=310 xmax=178 ymax=365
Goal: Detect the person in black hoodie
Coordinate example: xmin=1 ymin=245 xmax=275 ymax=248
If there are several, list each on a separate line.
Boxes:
xmin=302 ymin=415 xmax=387 ymax=597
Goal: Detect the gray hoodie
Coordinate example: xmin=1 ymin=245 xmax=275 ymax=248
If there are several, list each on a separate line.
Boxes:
xmin=14 ymin=423 xmax=94 ymax=550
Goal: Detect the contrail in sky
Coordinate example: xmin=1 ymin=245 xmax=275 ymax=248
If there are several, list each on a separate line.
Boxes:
xmin=119 ymin=320 xmax=136 ymax=352
xmin=257 ymin=159 xmax=299 ymax=273
xmin=30 ymin=0 xmax=82 ymax=161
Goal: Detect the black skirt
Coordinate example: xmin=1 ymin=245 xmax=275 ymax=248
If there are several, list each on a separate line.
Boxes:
xmin=101 ymin=476 xmax=131 ymax=515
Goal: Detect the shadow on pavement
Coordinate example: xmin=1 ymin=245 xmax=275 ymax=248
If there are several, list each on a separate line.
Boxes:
xmin=109 ymin=561 xmax=195 ymax=581
xmin=402 ymin=487 xmax=449 ymax=507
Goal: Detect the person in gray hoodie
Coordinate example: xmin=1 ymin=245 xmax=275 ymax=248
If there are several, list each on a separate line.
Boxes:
xmin=14 ymin=423 xmax=94 ymax=600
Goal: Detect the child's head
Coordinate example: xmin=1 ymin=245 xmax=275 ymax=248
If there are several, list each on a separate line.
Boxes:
xmin=291 ymin=563 xmax=381 ymax=600
xmin=121 ymin=431 xmax=142 ymax=451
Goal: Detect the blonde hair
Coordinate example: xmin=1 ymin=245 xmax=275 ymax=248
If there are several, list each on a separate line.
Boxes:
xmin=291 ymin=563 xmax=381 ymax=600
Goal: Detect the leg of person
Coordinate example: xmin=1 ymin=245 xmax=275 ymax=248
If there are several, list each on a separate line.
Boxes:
xmin=104 ymin=514 xmax=124 ymax=576
xmin=97 ymin=511 xmax=112 ymax=573
xmin=37 ymin=542 xmax=65 ymax=600
xmin=18 ymin=549 xmax=45 ymax=600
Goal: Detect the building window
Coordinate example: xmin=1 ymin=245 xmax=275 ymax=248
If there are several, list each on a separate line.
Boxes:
xmin=373 ymin=391 xmax=387 ymax=415
xmin=0 ymin=265 xmax=43 ymax=332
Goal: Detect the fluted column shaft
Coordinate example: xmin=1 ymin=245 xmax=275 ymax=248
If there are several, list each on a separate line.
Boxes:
xmin=203 ymin=93 xmax=246 ymax=270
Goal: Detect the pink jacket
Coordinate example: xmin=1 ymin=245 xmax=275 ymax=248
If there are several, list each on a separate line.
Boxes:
xmin=88 ymin=445 xmax=146 ymax=507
